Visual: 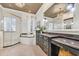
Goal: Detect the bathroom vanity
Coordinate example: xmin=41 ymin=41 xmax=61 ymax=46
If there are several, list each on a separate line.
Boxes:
xmin=36 ymin=30 xmax=79 ymax=56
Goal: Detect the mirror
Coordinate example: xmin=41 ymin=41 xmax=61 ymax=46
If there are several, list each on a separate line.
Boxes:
xmin=44 ymin=3 xmax=75 ymax=31
xmin=64 ymin=17 xmax=73 ymax=29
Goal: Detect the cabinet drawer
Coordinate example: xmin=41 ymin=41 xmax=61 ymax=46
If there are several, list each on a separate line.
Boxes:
xmin=44 ymin=36 xmax=48 ymax=41
xmin=43 ymin=47 xmax=48 ymax=54
xmin=43 ymin=41 xmax=49 ymax=49
xmin=43 ymin=40 xmax=48 ymax=48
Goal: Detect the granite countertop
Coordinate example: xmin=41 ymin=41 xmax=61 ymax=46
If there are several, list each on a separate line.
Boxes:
xmin=42 ymin=33 xmax=79 ymax=49
xmin=43 ymin=31 xmax=79 ymax=41
xmin=51 ymin=38 xmax=79 ymax=49
xmin=43 ymin=31 xmax=79 ymax=35
xmin=41 ymin=31 xmax=79 ymax=50
xmin=41 ymin=33 xmax=59 ymax=38
xmin=42 ymin=31 xmax=79 ymax=50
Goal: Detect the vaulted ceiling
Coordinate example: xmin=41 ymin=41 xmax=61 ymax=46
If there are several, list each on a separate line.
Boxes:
xmin=0 ymin=3 xmax=74 ymax=17
xmin=44 ymin=3 xmax=69 ymax=18
xmin=0 ymin=3 xmax=42 ymax=14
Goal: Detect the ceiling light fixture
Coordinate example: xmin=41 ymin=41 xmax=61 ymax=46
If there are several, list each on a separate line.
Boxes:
xmin=57 ymin=8 xmax=63 ymax=19
xmin=15 ymin=3 xmax=25 ymax=8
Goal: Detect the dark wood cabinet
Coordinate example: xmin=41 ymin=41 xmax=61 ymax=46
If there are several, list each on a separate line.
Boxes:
xmin=36 ymin=30 xmax=41 ymax=45
xmin=36 ymin=31 xmax=50 ymax=55
xmin=36 ymin=31 xmax=54 ymax=55
xmin=36 ymin=31 xmax=61 ymax=56
xmin=43 ymin=36 xmax=49 ymax=55
xmin=36 ymin=31 xmax=79 ymax=56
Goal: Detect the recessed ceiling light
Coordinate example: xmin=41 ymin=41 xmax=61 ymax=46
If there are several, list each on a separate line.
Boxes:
xmin=28 ymin=10 xmax=31 ymax=13
xmin=15 ymin=3 xmax=25 ymax=8
xmin=0 ymin=4 xmax=3 ymax=8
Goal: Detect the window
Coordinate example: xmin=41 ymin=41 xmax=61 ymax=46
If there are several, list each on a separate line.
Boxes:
xmin=64 ymin=18 xmax=73 ymax=29
xmin=4 ymin=16 xmax=16 ymax=31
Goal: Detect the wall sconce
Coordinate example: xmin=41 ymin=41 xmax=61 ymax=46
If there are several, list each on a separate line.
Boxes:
xmin=43 ymin=18 xmax=48 ymax=22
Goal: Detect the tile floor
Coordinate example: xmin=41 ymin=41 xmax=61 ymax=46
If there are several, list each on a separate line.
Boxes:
xmin=0 ymin=44 xmax=47 ymax=56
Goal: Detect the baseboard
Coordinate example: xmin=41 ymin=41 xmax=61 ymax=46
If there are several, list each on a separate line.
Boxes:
xmin=3 ymin=42 xmax=21 ymax=48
